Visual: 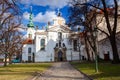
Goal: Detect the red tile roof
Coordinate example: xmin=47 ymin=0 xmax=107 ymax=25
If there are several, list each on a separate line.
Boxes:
xmin=23 ymin=39 xmax=34 ymax=44
xmin=97 ymin=8 xmax=114 ymax=15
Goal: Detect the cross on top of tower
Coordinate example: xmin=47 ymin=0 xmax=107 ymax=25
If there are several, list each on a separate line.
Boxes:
xmin=57 ymin=8 xmax=61 ymax=16
xmin=30 ymin=6 xmax=32 ymax=14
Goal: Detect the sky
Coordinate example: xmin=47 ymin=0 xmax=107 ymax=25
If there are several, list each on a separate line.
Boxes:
xmin=19 ymin=0 xmax=71 ymax=29
xmin=18 ymin=0 xmax=120 ymax=32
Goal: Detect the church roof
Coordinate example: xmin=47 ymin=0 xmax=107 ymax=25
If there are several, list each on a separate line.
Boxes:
xmin=23 ymin=38 xmax=34 ymax=44
xmin=48 ymin=25 xmax=71 ymax=32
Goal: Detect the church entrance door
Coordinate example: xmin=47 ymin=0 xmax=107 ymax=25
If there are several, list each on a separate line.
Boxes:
xmin=58 ymin=50 xmax=63 ymax=61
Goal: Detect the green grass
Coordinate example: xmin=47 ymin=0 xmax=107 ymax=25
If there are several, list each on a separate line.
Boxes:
xmin=70 ymin=61 xmax=120 ymax=80
xmin=0 ymin=63 xmax=52 ymax=80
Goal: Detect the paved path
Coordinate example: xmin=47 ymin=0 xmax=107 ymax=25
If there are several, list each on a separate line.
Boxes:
xmin=36 ymin=62 xmax=91 ymax=80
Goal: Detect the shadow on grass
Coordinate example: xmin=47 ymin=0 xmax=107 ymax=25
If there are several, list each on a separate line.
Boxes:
xmin=0 ymin=72 xmax=34 ymax=75
xmin=6 ymin=63 xmax=51 ymax=68
xmin=71 ymin=61 xmax=120 ymax=80
xmin=0 ymin=63 xmax=52 ymax=78
xmin=89 ymin=72 xmax=120 ymax=79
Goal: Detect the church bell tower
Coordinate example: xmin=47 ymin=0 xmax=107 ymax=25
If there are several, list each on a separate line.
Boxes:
xmin=27 ymin=6 xmax=35 ymax=39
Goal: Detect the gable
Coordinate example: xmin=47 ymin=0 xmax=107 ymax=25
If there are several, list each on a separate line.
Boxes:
xmin=48 ymin=25 xmax=71 ymax=33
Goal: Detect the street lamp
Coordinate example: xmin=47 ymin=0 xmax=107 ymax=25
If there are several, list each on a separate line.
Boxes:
xmin=70 ymin=48 xmax=72 ymax=61
xmin=78 ymin=27 xmax=82 ymax=61
xmin=50 ymin=53 xmax=52 ymax=61
xmin=93 ymin=27 xmax=98 ymax=73
xmin=78 ymin=42 xmax=81 ymax=61
xmin=32 ymin=38 xmax=35 ymax=63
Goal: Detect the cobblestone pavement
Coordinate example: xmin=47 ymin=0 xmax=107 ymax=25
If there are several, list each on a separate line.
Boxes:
xmin=36 ymin=62 xmax=91 ymax=80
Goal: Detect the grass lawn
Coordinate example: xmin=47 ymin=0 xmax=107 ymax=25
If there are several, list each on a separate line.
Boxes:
xmin=70 ymin=61 xmax=120 ymax=80
xmin=0 ymin=63 xmax=52 ymax=80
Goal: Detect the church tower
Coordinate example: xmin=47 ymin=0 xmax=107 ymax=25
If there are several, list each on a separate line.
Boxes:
xmin=27 ymin=6 xmax=35 ymax=39
xmin=53 ymin=9 xmax=65 ymax=26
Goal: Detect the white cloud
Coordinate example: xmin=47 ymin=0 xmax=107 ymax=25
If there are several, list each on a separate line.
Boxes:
xmin=33 ymin=11 xmax=57 ymax=23
xmin=20 ymin=0 xmax=70 ymax=9
xmin=23 ymin=11 xmax=57 ymax=23
xmin=23 ymin=12 xmax=30 ymax=20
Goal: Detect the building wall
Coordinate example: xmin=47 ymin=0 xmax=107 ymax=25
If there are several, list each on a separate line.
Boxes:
xmin=22 ymin=44 xmax=34 ymax=62
xmin=98 ymin=35 xmax=120 ymax=60
xmin=22 ymin=14 xmax=85 ymax=62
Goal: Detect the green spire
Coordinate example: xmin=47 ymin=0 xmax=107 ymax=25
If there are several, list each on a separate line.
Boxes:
xmin=27 ymin=6 xmax=34 ymax=28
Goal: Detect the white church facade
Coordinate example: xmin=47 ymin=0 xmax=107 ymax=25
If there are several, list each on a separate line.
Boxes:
xmin=22 ymin=11 xmax=86 ymax=62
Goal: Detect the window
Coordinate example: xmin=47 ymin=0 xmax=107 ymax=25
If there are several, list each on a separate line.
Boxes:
xmin=68 ymin=39 xmax=72 ymax=45
xmin=62 ymin=43 xmax=66 ymax=47
xmin=28 ymin=47 xmax=31 ymax=53
xmin=55 ymin=43 xmax=58 ymax=47
xmin=40 ymin=39 xmax=45 ymax=50
xmin=58 ymin=32 xmax=62 ymax=40
xmin=73 ymin=40 xmax=77 ymax=51
xmin=28 ymin=34 xmax=32 ymax=39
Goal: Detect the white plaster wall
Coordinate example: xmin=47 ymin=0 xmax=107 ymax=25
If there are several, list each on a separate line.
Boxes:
xmin=35 ymin=34 xmax=47 ymax=53
xmin=26 ymin=28 xmax=35 ymax=39
xmin=35 ymin=51 xmax=52 ymax=62
xmin=66 ymin=50 xmax=80 ymax=61
xmin=22 ymin=44 xmax=34 ymax=61
xmin=98 ymin=36 xmax=120 ymax=60
xmin=98 ymin=39 xmax=113 ymax=60
xmin=34 ymin=31 xmax=57 ymax=62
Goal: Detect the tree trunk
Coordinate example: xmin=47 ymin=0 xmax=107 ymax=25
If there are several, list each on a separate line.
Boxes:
xmin=9 ymin=56 xmax=12 ymax=64
xmin=4 ymin=53 xmax=7 ymax=67
xmin=84 ymin=36 xmax=90 ymax=61
xmin=109 ymin=35 xmax=119 ymax=63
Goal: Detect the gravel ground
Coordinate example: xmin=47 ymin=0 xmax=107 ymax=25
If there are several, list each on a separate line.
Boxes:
xmin=36 ymin=62 xmax=91 ymax=80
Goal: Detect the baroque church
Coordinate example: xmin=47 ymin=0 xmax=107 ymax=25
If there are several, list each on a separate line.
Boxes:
xmin=22 ymin=10 xmax=86 ymax=62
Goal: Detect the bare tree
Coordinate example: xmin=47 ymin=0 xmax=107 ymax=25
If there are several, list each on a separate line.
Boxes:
xmin=68 ymin=1 xmax=103 ymax=61
xmin=68 ymin=0 xmax=120 ymax=63
xmin=0 ymin=0 xmax=23 ymax=66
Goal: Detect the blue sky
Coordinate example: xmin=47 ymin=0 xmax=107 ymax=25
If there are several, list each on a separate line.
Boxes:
xmin=19 ymin=0 xmax=71 ymax=29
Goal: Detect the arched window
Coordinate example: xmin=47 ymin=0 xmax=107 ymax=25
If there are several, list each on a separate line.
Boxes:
xmin=73 ymin=40 xmax=77 ymax=51
xmin=40 ymin=39 xmax=45 ymax=50
xmin=28 ymin=34 xmax=32 ymax=39
xmin=58 ymin=32 xmax=62 ymax=40
xmin=28 ymin=47 xmax=32 ymax=53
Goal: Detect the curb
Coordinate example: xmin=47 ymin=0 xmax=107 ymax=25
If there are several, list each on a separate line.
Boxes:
xmin=29 ymin=63 xmax=53 ymax=80
xmin=31 ymin=72 xmax=42 ymax=80
xmin=25 ymin=72 xmax=43 ymax=80
xmin=69 ymin=62 xmax=93 ymax=80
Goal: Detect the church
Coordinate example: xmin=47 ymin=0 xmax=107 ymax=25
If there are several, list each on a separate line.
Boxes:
xmin=22 ymin=10 xmax=86 ymax=62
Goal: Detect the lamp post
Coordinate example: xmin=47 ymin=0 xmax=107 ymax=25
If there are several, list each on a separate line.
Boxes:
xmin=51 ymin=53 xmax=52 ymax=61
xmin=0 ymin=21 xmax=2 ymax=29
xmin=32 ymin=37 xmax=35 ymax=63
xmin=78 ymin=43 xmax=81 ymax=61
xmin=93 ymin=27 xmax=98 ymax=73
xmin=70 ymin=48 xmax=72 ymax=61
xmin=78 ymin=27 xmax=81 ymax=61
